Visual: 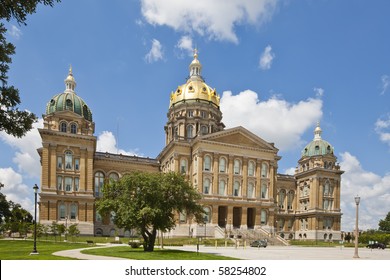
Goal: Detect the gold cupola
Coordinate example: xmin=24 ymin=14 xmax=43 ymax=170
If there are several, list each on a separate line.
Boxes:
xmin=169 ymin=49 xmax=220 ymax=108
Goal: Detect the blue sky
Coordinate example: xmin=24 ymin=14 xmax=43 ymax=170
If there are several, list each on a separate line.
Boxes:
xmin=1 ymin=0 xmax=390 ymax=231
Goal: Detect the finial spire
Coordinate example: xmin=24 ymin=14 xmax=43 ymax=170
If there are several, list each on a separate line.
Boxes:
xmin=189 ymin=48 xmax=202 ymax=80
xmin=314 ymin=121 xmax=322 ymax=140
xmin=64 ymin=65 xmax=76 ymax=92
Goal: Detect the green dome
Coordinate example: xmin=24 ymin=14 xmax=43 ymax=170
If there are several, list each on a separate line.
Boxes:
xmin=301 ymin=123 xmax=334 ymax=157
xmin=45 ymin=67 xmax=93 ymax=122
xmin=45 ymin=91 xmax=93 ymax=121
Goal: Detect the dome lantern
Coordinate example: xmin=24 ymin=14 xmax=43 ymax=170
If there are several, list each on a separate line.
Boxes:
xmin=64 ymin=65 xmax=76 ymax=92
xmin=301 ymin=122 xmax=334 ymax=157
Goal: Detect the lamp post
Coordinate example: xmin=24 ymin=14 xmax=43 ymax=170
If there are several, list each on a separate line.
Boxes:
xmin=204 ymin=215 xmax=207 ymax=239
xmin=30 ymin=184 xmax=39 ymax=255
xmin=353 ymin=195 xmax=360 ymax=259
xmin=64 ymin=216 xmax=68 ymax=242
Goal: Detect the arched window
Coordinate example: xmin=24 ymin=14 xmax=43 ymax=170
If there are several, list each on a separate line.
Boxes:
xmin=261 ymin=183 xmax=268 ymax=199
xmin=109 ymin=172 xmax=119 ymax=182
xmin=203 ymin=207 xmax=211 ymax=223
xmin=278 ymin=189 xmax=286 ymax=209
xmin=65 ymin=151 xmax=73 ymax=170
xmin=287 ymin=191 xmax=294 ymax=210
xmin=248 ymin=161 xmax=255 ymax=176
xmin=233 ymin=181 xmax=241 ymax=196
xmin=200 ymin=125 xmax=208 ymax=135
xmin=59 ymin=204 xmax=66 ymax=220
xmin=261 ymin=163 xmax=268 ymax=178
xmin=203 ymin=178 xmax=210 ymax=194
xmin=187 ymin=125 xmax=194 ymax=138
xmin=218 ymin=180 xmax=226 ymax=196
xmin=219 ymin=157 xmax=226 ymax=173
xmin=247 ymin=182 xmax=255 ymax=198
xmin=60 ymin=122 xmax=67 ymax=132
xmin=233 ymin=159 xmax=241 ymax=175
xmin=180 ymin=159 xmax=187 ymax=174
xmin=95 ymin=228 xmax=103 ymax=236
xmin=174 ymin=127 xmax=178 ymax=139
xmin=203 ymin=155 xmax=211 ymax=171
xmin=66 ymin=99 xmax=73 ymax=110
xmin=260 ymin=210 xmax=267 ymax=225
xmin=94 ymin=172 xmax=104 ymax=197
xmin=70 ymin=204 xmax=77 ymax=220
xmin=70 ymin=123 xmax=77 ymax=134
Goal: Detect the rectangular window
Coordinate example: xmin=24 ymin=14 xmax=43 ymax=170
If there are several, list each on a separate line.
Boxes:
xmin=57 ymin=176 xmax=63 ymax=190
xmin=70 ymin=204 xmax=77 ymax=220
xmin=57 ymin=156 xmax=63 ymax=169
xmin=75 ymin=159 xmax=80 ymax=171
xmin=74 ymin=177 xmax=79 ymax=191
xmin=65 ymin=177 xmax=72 ymax=192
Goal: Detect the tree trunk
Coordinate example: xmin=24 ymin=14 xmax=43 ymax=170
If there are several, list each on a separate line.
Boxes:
xmin=142 ymin=227 xmax=157 ymax=252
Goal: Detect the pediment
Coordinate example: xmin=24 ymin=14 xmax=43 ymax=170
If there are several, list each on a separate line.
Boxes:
xmin=200 ymin=126 xmax=278 ymax=151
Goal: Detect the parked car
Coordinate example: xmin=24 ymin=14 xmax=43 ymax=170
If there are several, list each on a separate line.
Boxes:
xmin=366 ymin=243 xmax=386 ymax=249
xmin=250 ymin=239 xmax=267 ymax=248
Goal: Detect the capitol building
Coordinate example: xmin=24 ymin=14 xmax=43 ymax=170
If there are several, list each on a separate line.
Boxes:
xmin=37 ymin=51 xmax=344 ymax=243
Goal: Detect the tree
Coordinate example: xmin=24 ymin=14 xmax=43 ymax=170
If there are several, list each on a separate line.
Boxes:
xmin=50 ymin=221 xmax=58 ymax=241
xmin=97 ymin=171 xmax=205 ymax=252
xmin=0 ymin=183 xmax=12 ymax=228
xmin=68 ymin=224 xmax=80 ymax=242
xmin=0 ymin=0 xmax=60 ymax=137
xmin=379 ymin=211 xmax=390 ymax=232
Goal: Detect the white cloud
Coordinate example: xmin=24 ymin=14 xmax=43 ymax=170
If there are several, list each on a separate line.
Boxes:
xmin=220 ymin=90 xmax=323 ymax=151
xmin=375 ymin=115 xmax=390 ymax=146
xmin=339 ymin=152 xmax=390 ymax=231
xmin=313 ymin=87 xmax=324 ymax=98
xmin=0 ymin=167 xmax=34 ymax=214
xmin=145 ymin=39 xmax=164 ymax=63
xmin=141 ymin=0 xmax=278 ymax=43
xmin=259 ymin=45 xmax=275 ymax=70
xmin=8 ymin=25 xmax=22 ymax=39
xmin=0 ymin=119 xmax=43 ymax=178
xmin=96 ymin=131 xmax=140 ymax=156
xmin=175 ymin=35 xmax=194 ymax=57
xmin=380 ymin=74 xmax=389 ymax=95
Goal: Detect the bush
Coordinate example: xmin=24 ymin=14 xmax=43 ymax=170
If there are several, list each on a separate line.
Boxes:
xmin=129 ymin=241 xmax=141 ymax=248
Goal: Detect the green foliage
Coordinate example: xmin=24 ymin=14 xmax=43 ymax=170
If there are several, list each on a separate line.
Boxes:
xmin=67 ymin=224 xmax=80 ymax=242
xmin=97 ymin=171 xmax=205 ymax=252
xmin=359 ymin=230 xmax=390 ymax=245
xmin=378 ymin=211 xmax=390 ymax=232
xmin=0 ymin=0 xmax=60 ymax=137
xmin=50 ymin=221 xmax=58 ymax=241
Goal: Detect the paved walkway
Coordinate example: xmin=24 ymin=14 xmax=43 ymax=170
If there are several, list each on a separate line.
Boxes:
xmin=53 ymin=244 xmax=390 ymax=260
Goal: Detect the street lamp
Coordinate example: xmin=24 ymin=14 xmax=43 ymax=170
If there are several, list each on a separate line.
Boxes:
xmin=353 ymin=195 xmax=360 ymax=259
xmin=64 ymin=216 xmax=68 ymax=242
xmin=30 ymin=184 xmax=39 ymax=255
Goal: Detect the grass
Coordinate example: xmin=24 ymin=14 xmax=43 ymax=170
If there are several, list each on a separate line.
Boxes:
xmin=0 ymin=239 xmax=93 ymax=260
xmin=0 ymin=239 xmax=238 ymax=260
xmin=82 ymin=246 xmax=239 ymax=260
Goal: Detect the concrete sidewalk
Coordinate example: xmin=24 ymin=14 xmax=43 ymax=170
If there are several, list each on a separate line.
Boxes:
xmin=53 ymin=244 xmax=390 ymax=260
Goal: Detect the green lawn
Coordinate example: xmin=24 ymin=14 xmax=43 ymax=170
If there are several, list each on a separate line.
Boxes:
xmin=0 ymin=239 xmax=92 ymax=260
xmin=82 ymin=246 xmax=238 ymax=260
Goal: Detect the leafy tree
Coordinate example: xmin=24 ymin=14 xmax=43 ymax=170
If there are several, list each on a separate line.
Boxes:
xmin=68 ymin=224 xmax=80 ymax=242
xmin=50 ymin=221 xmax=58 ymax=241
xmin=57 ymin=223 xmax=65 ymax=241
xmin=379 ymin=211 xmax=390 ymax=232
xmin=97 ymin=172 xmax=205 ymax=252
xmin=0 ymin=0 xmax=60 ymax=137
xmin=0 ymin=183 xmax=12 ymax=227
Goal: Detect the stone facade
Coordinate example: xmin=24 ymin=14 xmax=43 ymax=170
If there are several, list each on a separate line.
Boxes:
xmin=38 ymin=54 xmax=343 ymax=242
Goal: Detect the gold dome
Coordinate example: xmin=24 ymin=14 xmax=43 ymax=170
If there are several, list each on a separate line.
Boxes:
xmin=169 ymin=50 xmax=220 ymax=108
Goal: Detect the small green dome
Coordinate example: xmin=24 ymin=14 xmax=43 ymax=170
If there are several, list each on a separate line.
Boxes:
xmin=301 ymin=123 xmax=334 ymax=157
xmin=45 ymin=67 xmax=93 ymax=122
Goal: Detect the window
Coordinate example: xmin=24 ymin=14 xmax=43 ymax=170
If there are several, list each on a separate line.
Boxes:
xmin=179 ymin=211 xmax=186 ymax=223
xmin=287 ymin=191 xmax=294 ymax=210
xmin=247 ymin=182 xmax=255 ymax=198
xmin=74 ymin=158 xmax=80 ymax=171
xmin=65 ymin=151 xmax=73 ymax=170
xmin=278 ymin=190 xmax=286 ymax=209
xmin=74 ymin=177 xmax=79 ymax=191
xmin=59 ymin=204 xmax=66 ymax=220
xmin=57 ymin=156 xmax=63 ymax=169
xmin=261 ymin=183 xmax=268 ymax=199
xmin=200 ymin=111 xmax=207 ymax=118
xmin=57 ymin=176 xmax=63 ymax=190
xmin=260 ymin=210 xmax=267 ymax=225
xmin=261 ymin=163 xmax=268 ymax=178
xmin=70 ymin=123 xmax=77 ymax=134
xmin=218 ymin=180 xmax=226 ymax=196
xmin=174 ymin=127 xmax=178 ymax=139
xmin=65 ymin=177 xmax=72 ymax=192
xmin=203 ymin=207 xmax=211 ymax=223
xmin=187 ymin=125 xmax=193 ymax=138
xmin=233 ymin=159 xmax=241 ymax=175
xmin=109 ymin=172 xmax=119 ymax=182
xmin=187 ymin=110 xmax=193 ymax=117
xmin=219 ymin=157 xmax=226 ymax=173
xmin=96 ymin=210 xmax=102 ymax=222
xmin=180 ymin=159 xmax=187 ymax=174
xmin=203 ymin=178 xmax=210 ymax=194
xmin=200 ymin=125 xmax=208 ymax=135
xmin=248 ymin=161 xmax=255 ymax=176
xmin=70 ymin=204 xmax=77 ymax=220
xmin=303 ymin=183 xmax=309 ymax=196
xmin=60 ymin=122 xmax=67 ymax=132
xmin=94 ymin=172 xmax=104 ymax=197
xmin=233 ymin=181 xmax=240 ymax=196
xmin=66 ymin=99 xmax=73 ymax=110
xmin=204 ymin=155 xmax=211 ymax=171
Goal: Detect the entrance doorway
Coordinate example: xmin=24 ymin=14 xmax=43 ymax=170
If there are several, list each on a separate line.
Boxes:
xmin=232 ymin=207 xmax=242 ymax=228
xmin=218 ymin=206 xmax=227 ymax=228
